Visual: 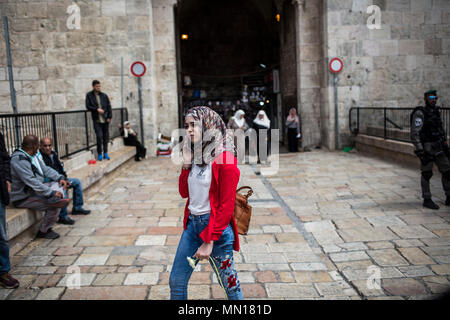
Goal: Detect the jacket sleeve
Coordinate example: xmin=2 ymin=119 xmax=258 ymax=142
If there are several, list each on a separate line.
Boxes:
xmin=10 ymin=158 xmax=55 ymax=198
xmin=86 ymin=93 xmax=98 ymax=112
xmin=410 ymin=109 xmax=424 ymax=151
xmin=178 ymin=169 xmax=190 ymax=198
xmin=40 ymin=158 xmax=65 ymax=182
xmin=106 ymin=94 xmax=112 ymax=119
xmin=208 ymin=161 xmax=240 ymax=242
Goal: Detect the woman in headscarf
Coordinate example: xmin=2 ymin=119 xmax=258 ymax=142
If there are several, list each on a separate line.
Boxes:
xmin=227 ymin=109 xmax=248 ymax=131
xmin=118 ymin=121 xmax=146 ymax=161
xmin=286 ymin=107 xmax=300 ymax=152
xmin=170 ymin=106 xmax=243 ymax=300
xmin=252 ymin=110 xmax=271 ymax=163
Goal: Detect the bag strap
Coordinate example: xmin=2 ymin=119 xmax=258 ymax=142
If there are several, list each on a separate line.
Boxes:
xmin=236 ymin=186 xmax=253 ymax=199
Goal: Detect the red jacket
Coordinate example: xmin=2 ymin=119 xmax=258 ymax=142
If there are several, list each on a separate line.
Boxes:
xmin=179 ymin=151 xmax=240 ymax=251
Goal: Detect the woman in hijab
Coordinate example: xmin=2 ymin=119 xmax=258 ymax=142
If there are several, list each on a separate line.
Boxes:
xmin=252 ymin=110 xmax=271 ymax=163
xmin=118 ymin=121 xmax=146 ymax=161
xmin=170 ymin=106 xmax=243 ymax=300
xmin=227 ymin=109 xmax=248 ymax=131
xmin=286 ymin=108 xmax=300 ymax=152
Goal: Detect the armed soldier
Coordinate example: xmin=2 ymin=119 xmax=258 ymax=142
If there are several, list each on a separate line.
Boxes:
xmin=411 ymin=90 xmax=450 ymax=210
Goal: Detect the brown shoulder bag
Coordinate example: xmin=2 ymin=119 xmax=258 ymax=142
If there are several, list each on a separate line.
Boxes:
xmin=233 ymin=186 xmax=253 ymax=235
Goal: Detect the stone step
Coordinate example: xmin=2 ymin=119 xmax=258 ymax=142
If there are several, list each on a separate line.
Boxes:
xmin=5 ymin=137 xmax=136 ymax=242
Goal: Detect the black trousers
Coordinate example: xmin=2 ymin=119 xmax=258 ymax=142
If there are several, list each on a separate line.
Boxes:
xmin=124 ymin=137 xmax=146 ymax=159
xmin=288 ymin=128 xmax=298 ymax=152
xmin=93 ymin=122 xmax=109 ymax=155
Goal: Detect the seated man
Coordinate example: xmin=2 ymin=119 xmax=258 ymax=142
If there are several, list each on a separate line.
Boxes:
xmin=10 ymin=135 xmax=69 ymax=239
xmin=39 ymin=138 xmax=90 ymax=225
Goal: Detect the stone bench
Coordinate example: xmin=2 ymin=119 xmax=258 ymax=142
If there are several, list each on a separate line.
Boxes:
xmin=5 ymin=137 xmax=136 ymax=252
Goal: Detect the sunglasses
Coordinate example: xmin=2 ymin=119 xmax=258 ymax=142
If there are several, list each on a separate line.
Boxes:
xmin=428 ymin=95 xmax=438 ymax=100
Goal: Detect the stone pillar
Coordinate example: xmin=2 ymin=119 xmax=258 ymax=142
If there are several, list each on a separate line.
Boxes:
xmin=150 ymin=0 xmax=179 ymax=139
xmin=291 ymin=0 xmax=323 ymax=149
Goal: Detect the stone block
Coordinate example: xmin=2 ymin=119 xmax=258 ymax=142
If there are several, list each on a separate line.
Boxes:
xmin=61 ymin=286 xmax=148 ymax=300
xmin=266 ymin=283 xmax=319 ymax=298
xmin=399 ymin=40 xmax=425 ymax=55
xmin=102 ymin=0 xmax=126 ymax=16
xmin=382 ymin=278 xmax=427 ymax=296
xmin=390 ymin=226 xmax=437 ymax=239
xmin=367 ymin=249 xmax=409 ymax=267
xmin=329 ymin=251 xmax=370 ymax=263
xmin=124 ymin=273 xmax=159 ymax=285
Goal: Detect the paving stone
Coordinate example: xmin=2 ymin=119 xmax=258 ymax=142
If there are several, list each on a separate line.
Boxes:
xmin=255 ymin=271 xmax=278 ymax=283
xmin=329 ymin=251 xmax=370 ymax=263
xmin=367 ymin=241 xmax=395 ymax=249
xmin=61 ymin=286 xmax=148 ymax=300
xmin=399 ymin=214 xmax=445 ymax=225
xmin=243 ymin=253 xmax=286 ymax=264
xmin=338 ymin=227 xmax=398 ymax=242
xmin=367 ymin=249 xmax=409 ymax=267
xmin=262 ymin=225 xmax=283 ymax=233
xmin=0 ymin=289 xmax=13 ymax=300
xmin=19 ymin=255 xmax=53 ymax=267
xmin=290 ymin=262 xmax=328 ymax=271
xmin=342 ymin=267 xmax=404 ymax=281
xmin=57 ymin=273 xmax=97 ymax=287
xmin=393 ymin=239 xmax=424 ymax=247
xmin=420 ymin=237 xmax=450 ymax=246
xmin=382 ymin=278 xmax=427 ymax=296
xmin=6 ymin=289 xmax=39 ymax=300
xmin=266 ymin=283 xmax=319 ymax=298
xmin=430 ymin=264 xmax=450 ymax=275
xmin=53 ymin=247 xmax=84 ymax=256
xmin=135 ymin=235 xmax=167 ymax=246
xmin=284 ymin=253 xmax=322 ymax=263
xmin=36 ymin=287 xmax=65 ymax=300
xmin=397 ymin=266 xmax=435 ymax=277
xmin=367 ymin=216 xmax=407 ymax=227
xmin=50 ymin=255 xmax=78 ymax=266
xmin=34 ymin=266 xmax=59 ymax=274
xmin=124 ymin=273 xmax=159 ymax=285
xmin=148 ymin=285 xmax=170 ymax=299
xmin=390 ymin=226 xmax=437 ymax=239
xmin=92 ymin=273 xmax=126 ymax=286
xmin=351 ymin=280 xmax=385 ymax=297
xmin=106 ymin=255 xmax=136 ymax=266
xmin=274 ymin=233 xmax=306 ymax=243
xmin=337 ymin=242 xmax=369 ymax=251
xmin=187 ymin=285 xmax=211 ymax=300
xmin=78 ymin=236 xmax=136 ymax=247
xmin=74 ymin=254 xmax=110 ymax=266
xmin=310 ymin=230 xmax=344 ymax=245
xmin=315 ymin=281 xmax=358 ymax=297
xmin=304 ymin=220 xmax=336 ymax=232
xmin=398 ymin=247 xmax=435 ymax=265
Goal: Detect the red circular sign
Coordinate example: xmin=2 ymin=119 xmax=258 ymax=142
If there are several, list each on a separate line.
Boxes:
xmin=131 ymin=61 xmax=146 ymax=77
xmin=329 ymin=58 xmax=344 ymax=74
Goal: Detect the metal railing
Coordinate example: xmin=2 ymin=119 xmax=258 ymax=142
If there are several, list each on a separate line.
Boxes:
xmin=0 ymin=108 xmax=128 ymax=158
xmin=349 ymin=107 xmax=450 ymax=143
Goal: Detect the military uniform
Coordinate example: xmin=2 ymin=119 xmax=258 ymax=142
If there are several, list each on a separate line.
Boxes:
xmin=410 ymin=90 xmax=450 ymax=208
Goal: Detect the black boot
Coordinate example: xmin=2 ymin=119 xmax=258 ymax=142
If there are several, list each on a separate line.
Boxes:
xmin=423 ymin=198 xmax=439 ymax=210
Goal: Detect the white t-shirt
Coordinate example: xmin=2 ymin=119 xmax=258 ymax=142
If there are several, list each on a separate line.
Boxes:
xmin=188 ymin=163 xmax=212 ymax=215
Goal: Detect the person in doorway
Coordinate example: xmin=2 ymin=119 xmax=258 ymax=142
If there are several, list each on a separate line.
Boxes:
xmin=410 ymin=89 xmax=450 ymax=210
xmin=227 ymin=109 xmax=248 ymax=132
xmin=10 ymin=135 xmax=69 ymax=239
xmin=39 ymin=137 xmax=90 ymax=225
xmin=118 ymin=121 xmax=147 ymax=161
xmin=169 ymin=106 xmax=243 ymax=300
xmin=286 ymin=107 xmax=300 ymax=152
xmin=253 ymin=110 xmax=271 ymax=163
xmin=85 ymin=80 xmax=112 ymax=161
xmin=0 ymin=131 xmax=20 ymax=289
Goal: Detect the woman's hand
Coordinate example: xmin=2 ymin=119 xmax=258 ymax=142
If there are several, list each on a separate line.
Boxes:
xmin=193 ymin=242 xmax=214 ymax=261
xmin=182 ymin=137 xmax=193 ymax=166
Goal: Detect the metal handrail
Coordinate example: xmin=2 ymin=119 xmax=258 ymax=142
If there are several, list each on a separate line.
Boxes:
xmin=349 ymin=107 xmax=450 ymax=143
xmin=0 ymin=108 xmax=128 ymax=158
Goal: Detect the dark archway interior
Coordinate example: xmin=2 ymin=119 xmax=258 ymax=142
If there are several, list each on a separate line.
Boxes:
xmin=177 ymin=0 xmax=281 ymax=127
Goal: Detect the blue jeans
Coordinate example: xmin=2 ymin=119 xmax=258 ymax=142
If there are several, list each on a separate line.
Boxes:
xmin=0 ymin=202 xmax=11 ymax=275
xmin=59 ymin=178 xmax=84 ymax=218
xmin=169 ymin=213 xmax=243 ymax=300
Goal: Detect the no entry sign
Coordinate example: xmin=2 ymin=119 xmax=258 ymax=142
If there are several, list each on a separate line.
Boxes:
xmin=131 ymin=61 xmax=146 ymax=77
xmin=329 ymin=57 xmax=343 ymax=74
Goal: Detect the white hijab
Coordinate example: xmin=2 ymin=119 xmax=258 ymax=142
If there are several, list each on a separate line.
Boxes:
xmin=253 ymin=110 xmax=270 ymax=128
xmin=123 ymin=121 xmax=136 ymax=138
xmin=232 ymin=109 xmax=246 ymax=128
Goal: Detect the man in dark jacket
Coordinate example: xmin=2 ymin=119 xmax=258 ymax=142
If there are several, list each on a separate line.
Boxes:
xmin=39 ymin=138 xmax=91 ymax=225
xmin=85 ymin=80 xmax=112 ymax=161
xmin=410 ymin=90 xmax=450 ymax=209
xmin=0 ymin=132 xmax=19 ymax=289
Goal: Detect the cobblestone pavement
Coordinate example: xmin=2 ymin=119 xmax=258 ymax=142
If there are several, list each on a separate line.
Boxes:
xmin=1 ymin=150 xmax=449 ymax=300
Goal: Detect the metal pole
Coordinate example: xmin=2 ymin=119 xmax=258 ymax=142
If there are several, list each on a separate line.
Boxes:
xmin=3 ymin=16 xmax=21 ymax=147
xmin=121 ymin=57 xmax=124 ymax=109
xmin=138 ymin=77 xmax=145 ymax=148
xmin=334 ymin=74 xmax=339 ymax=150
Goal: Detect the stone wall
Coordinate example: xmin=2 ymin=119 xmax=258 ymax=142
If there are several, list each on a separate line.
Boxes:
xmin=322 ymin=0 xmax=450 ymax=149
xmin=0 ymin=0 xmax=179 ymax=149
